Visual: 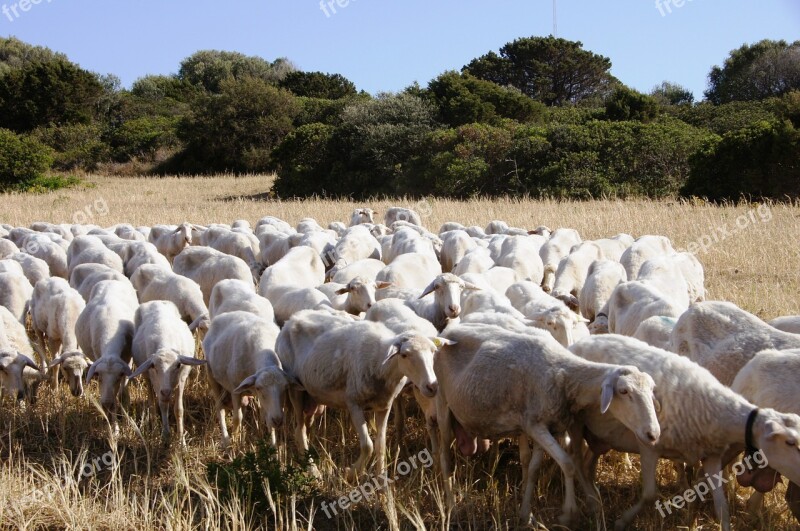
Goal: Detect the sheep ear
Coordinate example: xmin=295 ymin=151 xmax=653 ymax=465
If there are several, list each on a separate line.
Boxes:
xmin=188 ymin=314 xmax=210 ymax=332
xmin=282 ymin=370 xmax=304 ymax=390
xmin=233 ymin=374 xmax=258 ymax=395
xmin=122 ymin=363 xmax=133 ymax=378
xmin=431 ymin=337 xmax=456 ymax=348
xmin=335 ymin=287 xmax=351 ymax=295
xmin=600 ymin=378 xmax=615 ymax=414
xmin=48 ymin=356 xmax=65 ymax=369
xmin=462 ymin=282 xmax=481 ymax=291
xmin=384 ymin=342 xmax=402 ymax=364
xmin=376 ymin=281 xmax=392 ymax=290
xmin=85 ymin=362 xmax=98 ymax=384
xmin=178 ymin=355 xmax=206 ymax=367
xmin=419 ymin=281 xmax=436 ymax=299
xmin=20 ymin=354 xmax=40 ymax=372
xmin=130 ymin=358 xmax=154 ymax=379
xmin=653 ymin=394 xmax=662 ymax=413
xmin=764 ymin=420 xmax=787 ymax=440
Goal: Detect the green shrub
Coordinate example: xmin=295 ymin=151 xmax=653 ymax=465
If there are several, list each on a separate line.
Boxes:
xmin=0 ymin=128 xmax=54 ymax=190
xmin=109 ymin=116 xmax=180 ymax=162
xmin=32 ymin=123 xmax=109 ymax=170
xmin=605 ymin=86 xmax=659 ymax=122
xmin=270 ymin=123 xmax=336 ymax=197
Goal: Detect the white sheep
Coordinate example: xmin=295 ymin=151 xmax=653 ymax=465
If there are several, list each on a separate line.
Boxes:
xmin=496 ymin=235 xmax=545 ymax=284
xmin=383 ymin=227 xmax=437 ymax=264
xmin=452 ymin=247 xmax=494 ymax=276
xmin=440 ymin=230 xmax=477 ymax=273
xmin=130 ymin=264 xmax=210 ymax=333
xmin=330 ymin=258 xmax=385 ymax=284
xmin=0 ymin=238 xmax=20 ymax=258
xmin=769 ymin=316 xmax=800 ymax=334
xmin=106 ymin=240 xmax=171 ymax=277
xmin=328 ymin=221 xmax=347 ymax=237
xmin=349 ymin=208 xmax=376 ymax=226
xmin=0 ymin=270 xmax=33 ymax=325
xmin=632 ymin=315 xmax=677 ymax=350
xmin=173 ymin=246 xmax=254 ymax=306
xmin=69 ymin=263 xmax=129 ymax=302
xmin=606 ymin=280 xmax=685 ymax=337
xmin=459 ymin=267 xmax=520 ymax=296
xmin=255 ymin=216 xmax=294 ymax=236
xmin=411 ymin=273 xmax=480 ymax=331
xmin=8 ymin=252 xmax=50 ymax=287
xmin=580 ymin=260 xmax=627 ymax=325
xmin=384 ymin=206 xmax=423 ymax=227
xmin=258 ymin=246 xmax=326 ymax=302
xmin=148 ymin=223 xmax=193 ymax=263
xmin=551 ymin=242 xmax=602 ymax=310
xmin=270 ymin=287 xmax=334 ymax=326
xmin=620 ymin=235 xmax=675 ymax=280
xmin=67 ymin=235 xmax=124 ymax=277
xmin=277 ymin=313 xmax=445 ymax=477
xmin=203 ymin=310 xmax=290 ymax=448
xmin=327 ymin=225 xmax=382 ymax=278
xmin=258 ymin=226 xmax=294 ymax=267
xmin=29 ymin=277 xmax=88 ymax=394
xmin=78 ymin=280 xmax=139 ymax=434
xmin=670 ymin=301 xmax=800 ymax=386
xmin=0 ymin=305 xmax=44 ymax=403
xmin=318 ymin=277 xmax=390 ymax=316
xmin=198 ymin=225 xmax=264 ymax=283
xmin=570 ymin=334 xmax=800 ymax=531
xmin=539 ymin=228 xmax=582 ymax=292
xmin=376 ymin=252 xmax=442 ymax=291
xmin=506 ymin=281 xmax=588 ymax=346
xmin=129 ymin=301 xmax=206 ymax=444
xmin=437 ymin=323 xmax=660 ymax=527
xmin=208 ymin=279 xmax=275 ymax=322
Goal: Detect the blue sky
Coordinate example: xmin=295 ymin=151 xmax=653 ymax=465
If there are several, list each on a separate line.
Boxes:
xmin=1 ymin=0 xmax=798 ymax=100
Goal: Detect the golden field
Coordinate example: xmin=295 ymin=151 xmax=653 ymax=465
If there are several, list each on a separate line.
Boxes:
xmin=1 ymin=174 xmax=799 ymax=530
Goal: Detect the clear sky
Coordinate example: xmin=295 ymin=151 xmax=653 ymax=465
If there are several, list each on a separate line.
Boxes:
xmin=1 ymin=0 xmax=798 ymax=100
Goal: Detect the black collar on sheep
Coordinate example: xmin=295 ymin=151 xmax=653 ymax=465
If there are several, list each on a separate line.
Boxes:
xmin=745 ymin=408 xmax=760 ymax=458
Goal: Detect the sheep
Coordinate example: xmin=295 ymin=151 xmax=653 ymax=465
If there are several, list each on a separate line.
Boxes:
xmin=0 ymin=334 xmax=40 ymax=405
xmin=606 ymin=280 xmax=685 ymax=337
xmin=258 ymin=246 xmax=326 ymax=302
xmin=732 ymin=349 xmax=800 ymax=520
xmin=769 ymin=316 xmax=800 ymax=334
xmin=17 ymin=233 xmax=69 ymax=279
xmin=113 ymin=224 xmax=147 ymax=242
xmin=460 ymin=289 xmax=530 ymax=324
xmin=173 ymin=246 xmax=254 ymax=306
xmin=203 ymin=311 xmax=289 ymax=448
xmin=277 ymin=314 xmax=445 ymax=478
xmin=67 ymin=235 xmax=124 ymax=277
xmin=375 ymin=252 xmax=442 ymax=291
xmin=232 ymin=219 xmax=251 ymax=231
xmin=258 ymin=226 xmax=294 ymax=267
xmin=130 ymin=264 xmax=210 ymax=333
xmin=349 ymin=208 xmax=376 ymax=226
xmin=570 ymin=334 xmax=800 ymax=531
xmin=8 ymin=252 xmax=50 ymax=287
xmin=635 ymin=255 xmax=691 ymax=309
xmin=440 ymin=230 xmax=477 ymax=273
xmin=198 ymin=225 xmax=264 ymax=282
xmin=540 ymin=228 xmax=582 ymax=292
xmin=580 ymin=260 xmax=627 ymax=325
xmin=384 ymin=206 xmax=423 ymax=227
xmin=506 ymin=281 xmax=589 ymax=347
xmin=69 ymin=263 xmax=129 ymax=302
xmin=551 ymin=242 xmax=602 ymax=310
xmin=495 ymin=235 xmax=545 ymax=284
xmin=106 ymin=240 xmax=171 ymax=277
xmin=270 ymin=287 xmax=334 ymax=326
xmin=0 ymin=304 xmax=45 ymax=402
xmin=318 ymin=277 xmax=390 ymax=316
xmin=0 ymin=238 xmax=20 ymax=258
xmin=410 ymin=273 xmax=480 ymax=331
xmin=452 ymin=247 xmax=494 ymax=276
xmin=255 ymin=216 xmax=294 ymax=236
xmin=148 ymin=223 xmax=193 ymax=263
xmin=290 ymin=231 xmax=337 ymax=264
xmin=459 ymin=267 xmax=520 ymax=296
xmin=29 ymin=277 xmax=88 ymax=394
xmin=78 ymin=280 xmax=139 ymax=433
xmin=208 ymin=278 xmax=275 ymax=324
xmin=632 ymin=315 xmax=677 ymax=350
xmin=0 ymin=271 xmax=33 ymax=325
xmin=673 ymin=252 xmax=705 ymax=303
xmin=0 ymin=259 xmax=25 ymax=277
xmin=326 ymin=225 xmax=382 ymax=278
xmin=129 ymin=301 xmax=206 ymax=444
xmin=383 ymin=227 xmax=437 ymax=263
xmin=670 ymin=301 xmax=800 ymax=386
xmin=328 ymin=221 xmax=347 ymax=237
xmin=30 ymin=222 xmax=73 ymax=241
xmin=589 ymin=234 xmax=634 ymax=262
xmin=620 ymin=235 xmax=675 ymax=280
xmin=330 ymin=258 xmax=385 ymax=284
xmin=436 ymin=323 xmax=660 ymax=527
xmin=485 ymin=220 xmax=509 ymax=235
xmin=464 ymin=225 xmax=486 ymax=238
xmin=439 ymin=222 xmax=465 ymax=234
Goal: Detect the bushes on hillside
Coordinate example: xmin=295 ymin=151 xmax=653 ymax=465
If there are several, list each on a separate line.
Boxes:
xmin=0 ymin=128 xmax=54 ymax=190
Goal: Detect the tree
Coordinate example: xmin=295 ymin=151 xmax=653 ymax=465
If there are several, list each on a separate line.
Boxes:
xmin=0 ymin=37 xmax=65 ymax=76
xmin=176 ymin=76 xmax=300 ymax=173
xmin=705 ymin=40 xmax=800 ymax=104
xmin=0 ymin=128 xmax=54 ymax=189
xmin=425 ymin=71 xmax=545 ymax=126
xmin=0 ymin=59 xmax=105 ymax=132
xmin=651 ymin=81 xmax=694 ymax=106
xmin=178 ymin=50 xmax=296 ymax=93
xmin=463 ymin=36 xmax=615 ymax=106
xmin=605 ymin=86 xmax=659 ymax=122
xmin=279 ymin=71 xmax=357 ymax=99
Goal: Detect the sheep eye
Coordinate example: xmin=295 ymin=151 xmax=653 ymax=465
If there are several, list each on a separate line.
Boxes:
xmin=619 ymin=389 xmax=629 ymax=395
xmin=787 ymin=440 xmax=797 ymax=447
xmin=400 ymin=353 xmax=408 ymax=359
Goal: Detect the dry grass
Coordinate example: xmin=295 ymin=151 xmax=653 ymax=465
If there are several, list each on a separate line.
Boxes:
xmin=1 ymin=174 xmax=799 ymax=530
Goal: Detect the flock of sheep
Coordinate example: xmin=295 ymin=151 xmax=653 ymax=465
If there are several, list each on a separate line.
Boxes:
xmin=1 ymin=206 xmax=800 ymax=529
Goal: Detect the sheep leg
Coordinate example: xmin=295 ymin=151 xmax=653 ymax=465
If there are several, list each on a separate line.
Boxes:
xmin=231 ymin=392 xmax=243 ymax=443
xmin=159 ymin=396 xmax=171 ymax=444
xmin=701 ymin=455 xmax=731 ymax=531
xmin=373 ymin=407 xmax=391 ymax=476
xmin=526 ymin=423 xmax=579 ymax=527
xmin=615 ymin=446 xmax=659 ymax=531
xmin=567 ymin=424 xmax=601 ymax=514
xmin=745 ymin=491 xmax=764 ymax=514
xmin=174 ymin=381 xmax=186 ymax=446
xmin=288 ymin=388 xmax=309 ymax=454
xmin=346 ymin=403 xmax=373 ymax=481
xmin=435 ymin=393 xmax=456 ymax=511
xmin=519 ymin=435 xmax=545 ymax=525
xmin=208 ymin=375 xmax=230 ymax=448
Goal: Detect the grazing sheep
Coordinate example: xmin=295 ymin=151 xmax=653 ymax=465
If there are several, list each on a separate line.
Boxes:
xmin=439 ymin=222 xmax=465 ymax=234
xmin=580 ymin=260 xmax=627 ymax=324
xmin=67 ymin=235 xmax=124 ymax=277
xmin=606 ymin=280 xmax=685 ymax=337
xmin=0 ymin=239 xmax=20 ymax=259
xmin=0 ymin=259 xmax=25 ymax=277
xmin=203 ymin=311 xmax=289 ymax=447
xmin=78 ymin=280 xmax=139 ymax=434
xmin=330 ymin=258 xmax=385 ymax=284
xmin=129 ymin=301 xmax=206 ymax=444
xmin=258 ymin=226 xmax=294 ymax=267
xmin=209 ymin=279 xmax=275 ymax=322
xmin=452 ymin=247 xmax=494 ymax=276
xmin=8 ymin=252 xmax=50 ymax=287
xmin=570 ymin=334 xmax=800 ymax=531
xmin=199 ymin=225 xmax=264 ymax=283
xmin=551 ymin=242 xmax=602 ymax=310
xmin=732 ymin=349 xmax=800 ymax=521
xmin=0 ymin=343 xmax=40 ymax=405
xmin=0 ymin=305 xmax=44 ymax=403
xmin=376 ymin=252 xmax=442 ymax=291
xmin=258 ymin=246 xmax=326 ymax=302
xmin=769 ymin=316 xmax=800 ymax=334
xmin=384 ymin=206 xmax=423 ymax=227
xmin=29 ymin=277 xmax=87 ymax=393
xmin=69 ymin=263 xmax=129 ymax=302
xmin=459 ymin=267 xmax=520 ymax=296
xmin=670 ymin=301 xmax=800 ymax=386
xmin=148 ymin=223 xmax=193 ymax=263
xmin=506 ymin=281 xmax=588 ymax=346
xmin=319 ymin=277 xmax=390 ymax=316
xmin=620 ymin=235 xmax=675 ymax=280
xmin=107 ymin=240 xmax=171 ymax=277
xmin=173 ymin=246 xmax=254 ymax=306
xmin=540 ymin=228 xmax=582 ymax=292
xmin=327 ymin=225 xmax=382 ymax=278
xmin=496 ymin=235 xmax=545 ymax=284
xmin=440 ymin=230 xmax=477 ymax=273
xmin=410 ymin=273 xmax=480 ymax=331
xmin=270 ymin=287 xmax=334 ymax=326
xmin=383 ymin=227 xmax=437 ymax=264
xmin=255 ymin=216 xmax=294 ymax=236
xmin=349 ymin=208 xmax=376 ymax=226
xmin=485 ymin=220 xmax=509 ymax=235
xmin=277 ymin=314 xmax=445 ymax=477
xmin=130 ymin=264 xmax=210 ymax=333
xmin=113 ymin=224 xmax=147 ymax=242
xmin=0 ymin=270 xmax=33 ymax=324
xmin=632 ymin=315 xmax=677 ymax=350
xmin=437 ymin=324 xmax=660 ymax=527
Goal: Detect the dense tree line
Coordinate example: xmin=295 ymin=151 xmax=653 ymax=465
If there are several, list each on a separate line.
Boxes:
xmin=0 ymin=35 xmax=798 ymax=200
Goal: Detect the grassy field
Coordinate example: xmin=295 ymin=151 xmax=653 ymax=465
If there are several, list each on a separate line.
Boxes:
xmin=1 ymin=174 xmax=799 ymax=530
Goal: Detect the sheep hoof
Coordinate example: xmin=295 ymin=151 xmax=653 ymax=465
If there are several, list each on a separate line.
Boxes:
xmin=558 ymin=511 xmax=578 ymax=529
xmin=613 ymin=519 xmax=628 ymax=531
